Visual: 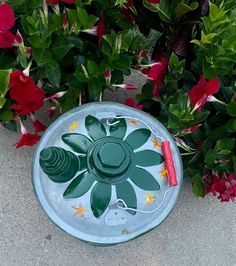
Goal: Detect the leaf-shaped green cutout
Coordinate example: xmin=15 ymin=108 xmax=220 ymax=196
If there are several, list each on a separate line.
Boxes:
xmin=63 ymin=171 xmax=95 ymax=199
xmin=85 ymin=115 xmax=106 ymax=141
xmin=125 ymin=128 xmax=151 ymax=150
xmin=90 ymin=182 xmax=111 ymax=218
xmin=109 ymin=118 xmax=127 ymax=139
xmin=130 ymin=167 xmax=160 ymax=191
xmin=116 ymin=181 xmax=137 ymax=215
xmin=62 ymin=133 xmax=92 ymax=153
xmin=134 ymin=150 xmax=163 ymax=167
xmin=78 ymin=155 xmax=87 ymax=171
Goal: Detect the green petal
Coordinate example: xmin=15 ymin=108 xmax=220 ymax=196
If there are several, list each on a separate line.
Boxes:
xmin=134 ymin=150 xmax=163 ymax=167
xmin=78 ymin=155 xmax=87 ymax=171
xmin=116 ymin=181 xmax=137 ymax=215
xmin=130 ymin=167 xmax=160 ymax=191
xmin=85 ymin=115 xmax=106 ymax=141
xmin=62 ymin=133 xmax=92 ymax=153
xmin=125 ymin=129 xmax=151 ymax=150
xmin=63 ymin=171 xmax=95 ymax=199
xmin=90 ymin=182 xmax=111 ymax=218
xmin=109 ymin=118 xmax=127 ymax=139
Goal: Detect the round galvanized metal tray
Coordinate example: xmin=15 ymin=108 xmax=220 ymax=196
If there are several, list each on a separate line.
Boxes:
xmin=32 ymin=102 xmax=183 ymax=245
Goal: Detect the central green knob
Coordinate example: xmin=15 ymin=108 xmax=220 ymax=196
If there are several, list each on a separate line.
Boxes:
xmin=98 ymin=143 xmax=126 ymax=168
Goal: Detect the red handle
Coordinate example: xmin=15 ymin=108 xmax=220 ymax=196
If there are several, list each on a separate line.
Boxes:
xmin=162 ymin=141 xmax=178 ymax=186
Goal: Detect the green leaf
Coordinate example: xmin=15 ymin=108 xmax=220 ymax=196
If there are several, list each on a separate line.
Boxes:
xmin=204 ymin=149 xmax=216 ymax=164
xmin=192 ymin=174 xmax=205 ymax=197
xmin=125 ymin=128 xmax=151 ymax=150
xmin=51 ymin=37 xmax=74 ymax=60
xmin=112 ymin=56 xmax=131 ymax=70
xmin=215 ymin=138 xmax=235 ymax=152
xmin=77 ymin=7 xmax=88 ymax=26
xmin=87 ymin=60 xmax=98 ymax=75
xmin=46 ymin=61 xmax=61 ymax=88
xmin=134 ymin=150 xmax=163 ymax=167
xmin=63 ymin=172 xmax=95 ymax=199
xmin=85 ymin=115 xmax=106 ymax=141
xmin=90 ymin=182 xmax=111 ymax=218
xmin=130 ymin=167 xmax=160 ymax=190
xmin=33 ymin=48 xmax=52 ymax=66
xmin=175 ymin=2 xmax=198 ymax=20
xmin=0 ymin=70 xmax=11 ymax=109
xmin=227 ymin=101 xmax=236 ymax=117
xmin=226 ymin=118 xmax=236 ymax=132
xmin=88 ymin=78 xmax=103 ymax=101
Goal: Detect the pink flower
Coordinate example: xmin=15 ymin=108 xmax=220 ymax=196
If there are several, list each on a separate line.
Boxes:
xmin=103 ymin=70 xmax=111 ymax=79
xmin=181 ymin=124 xmax=202 ymax=135
xmin=113 ymin=84 xmax=137 ymax=90
xmin=46 ymin=91 xmax=67 ymax=101
xmin=187 ymin=76 xmax=220 ymax=112
xmin=47 ymin=0 xmax=75 ymax=4
xmin=125 ymin=98 xmax=143 ymax=110
xmin=207 ymin=173 xmax=236 ymax=202
xmin=147 ymin=58 xmax=168 ymax=96
xmin=15 ymin=119 xmax=41 ymax=148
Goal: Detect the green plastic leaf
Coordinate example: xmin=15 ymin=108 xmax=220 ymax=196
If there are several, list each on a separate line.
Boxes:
xmin=90 ymin=182 xmax=111 ymax=218
xmin=134 ymin=150 xmax=163 ymax=167
xmin=62 ymin=133 xmax=93 ymax=153
xmin=227 ymin=101 xmax=236 ymax=117
xmin=192 ymin=174 xmax=205 ymax=197
xmin=85 ymin=115 xmax=106 ymax=141
xmin=125 ymin=128 xmax=151 ymax=150
xmin=109 ymin=118 xmax=127 ymax=139
xmin=51 ymin=37 xmax=74 ymax=60
xmin=130 ymin=167 xmax=160 ymax=191
xmin=63 ymin=172 xmax=95 ymax=199
xmin=116 ymin=181 xmax=137 ymax=215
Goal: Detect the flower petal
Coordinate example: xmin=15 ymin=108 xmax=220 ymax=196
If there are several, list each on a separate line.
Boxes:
xmin=62 ymin=133 xmax=92 ymax=154
xmin=85 ymin=115 xmax=106 ymax=141
xmin=116 ymin=181 xmax=137 ymax=215
xmin=125 ymin=128 xmax=151 ymax=150
xmin=63 ymin=171 xmax=95 ymax=199
xmin=90 ymin=182 xmax=111 ymax=218
xmin=134 ymin=150 xmax=163 ymax=167
xmin=0 ymin=3 xmax=15 ymax=31
xmin=109 ymin=118 xmax=127 ymax=139
xmin=205 ymin=78 xmax=220 ymax=96
xmin=187 ymin=75 xmax=206 ymax=108
xmin=130 ymin=167 xmax=160 ymax=191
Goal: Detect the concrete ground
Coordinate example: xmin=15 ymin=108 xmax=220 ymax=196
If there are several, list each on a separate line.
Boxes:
xmin=0 ymin=75 xmax=236 ymax=266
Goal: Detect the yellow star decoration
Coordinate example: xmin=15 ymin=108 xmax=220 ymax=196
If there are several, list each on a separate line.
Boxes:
xmin=144 ymin=193 xmax=156 ymax=204
xmin=152 ymin=139 xmax=161 ymax=149
xmin=128 ymin=119 xmax=140 ymax=125
xmin=72 ymin=204 xmax=88 ymax=217
xmin=69 ymin=121 xmax=79 ymax=132
xmin=160 ymin=165 xmax=167 ymax=179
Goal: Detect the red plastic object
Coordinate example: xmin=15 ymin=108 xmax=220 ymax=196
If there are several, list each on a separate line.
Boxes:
xmin=162 ymin=141 xmax=178 ymax=186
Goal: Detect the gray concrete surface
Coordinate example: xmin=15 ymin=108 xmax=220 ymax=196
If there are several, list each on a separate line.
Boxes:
xmin=0 ymin=75 xmax=236 ymax=266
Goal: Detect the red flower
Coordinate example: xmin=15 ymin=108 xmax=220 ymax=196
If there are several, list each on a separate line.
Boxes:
xmin=9 ymin=71 xmax=45 ymax=115
xmin=146 ymin=0 xmax=160 ymax=3
xmin=113 ymin=84 xmax=137 ymax=90
xmin=30 ymin=113 xmax=47 ymax=132
xmin=181 ymin=124 xmax=202 ymax=135
xmin=47 ymin=107 xmax=56 ymax=119
xmin=124 ymin=0 xmax=134 ymax=8
xmin=63 ymin=0 xmax=75 ymax=3
xmin=0 ymin=2 xmax=17 ymax=48
xmin=0 ymin=3 xmax=15 ymax=31
xmin=187 ymin=76 xmax=220 ymax=112
xmin=207 ymin=173 xmax=236 ymax=202
xmin=125 ymin=98 xmax=143 ymax=110
xmin=15 ymin=120 xmax=40 ymax=148
xmin=147 ymin=58 xmax=168 ymax=96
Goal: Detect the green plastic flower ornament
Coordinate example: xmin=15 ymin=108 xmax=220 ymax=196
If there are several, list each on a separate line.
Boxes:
xmin=39 ymin=115 xmax=163 ymax=218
